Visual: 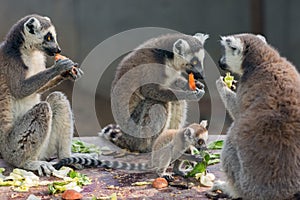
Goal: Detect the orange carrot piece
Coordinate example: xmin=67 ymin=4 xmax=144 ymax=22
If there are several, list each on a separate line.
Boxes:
xmin=54 ymin=53 xmax=67 ymax=61
xmin=189 ymin=73 xmax=196 ymax=90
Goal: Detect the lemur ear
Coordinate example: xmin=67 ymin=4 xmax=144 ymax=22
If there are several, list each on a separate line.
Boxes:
xmin=193 ymin=33 xmax=209 ymax=45
xmin=184 ymin=127 xmax=194 ymax=138
xmin=173 ymin=39 xmax=190 ymax=56
xmin=256 ymin=34 xmax=267 ymax=44
xmin=43 ymin=16 xmax=51 ymax=22
xmin=24 ymin=17 xmax=41 ymax=34
xmin=200 ymin=120 xmax=208 ymax=128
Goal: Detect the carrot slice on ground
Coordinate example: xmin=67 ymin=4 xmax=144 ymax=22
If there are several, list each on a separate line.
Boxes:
xmin=189 ymin=73 xmax=196 ymax=90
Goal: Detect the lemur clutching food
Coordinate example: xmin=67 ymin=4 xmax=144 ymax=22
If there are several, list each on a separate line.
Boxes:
xmin=0 ymin=14 xmax=82 ymax=176
xmin=214 ymin=33 xmax=300 ymax=200
xmin=100 ymin=33 xmax=209 ymax=153
xmin=54 ymin=121 xmax=208 ymax=181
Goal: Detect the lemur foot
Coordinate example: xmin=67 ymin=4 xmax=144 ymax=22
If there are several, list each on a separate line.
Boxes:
xmin=162 ymin=174 xmax=175 ymax=182
xmin=99 ymin=124 xmax=122 ymax=142
xmin=207 ymin=180 xmax=242 ymax=200
xmin=23 ymin=161 xmax=55 ymax=177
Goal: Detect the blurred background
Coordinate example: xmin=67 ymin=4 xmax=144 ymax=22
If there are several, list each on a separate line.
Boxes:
xmin=0 ymin=0 xmax=299 ymax=136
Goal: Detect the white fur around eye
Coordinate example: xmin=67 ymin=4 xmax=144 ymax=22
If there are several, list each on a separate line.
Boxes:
xmin=196 ymin=49 xmax=205 ymax=62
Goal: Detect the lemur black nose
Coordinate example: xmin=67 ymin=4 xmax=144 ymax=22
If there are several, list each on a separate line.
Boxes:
xmin=56 ymin=46 xmax=61 ymax=54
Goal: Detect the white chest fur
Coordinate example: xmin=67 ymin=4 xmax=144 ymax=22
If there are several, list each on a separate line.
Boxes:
xmin=21 ymin=50 xmax=46 ymax=78
xmin=13 ymin=50 xmax=45 ymax=119
xmin=12 ymin=94 xmax=41 ymax=120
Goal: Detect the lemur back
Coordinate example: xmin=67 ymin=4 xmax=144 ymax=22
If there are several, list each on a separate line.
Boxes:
xmin=214 ymin=33 xmax=300 ymax=200
xmin=0 ymin=14 xmax=82 ymax=176
xmin=100 ymin=33 xmax=209 ymax=153
xmin=54 ymin=121 xmax=208 ymax=181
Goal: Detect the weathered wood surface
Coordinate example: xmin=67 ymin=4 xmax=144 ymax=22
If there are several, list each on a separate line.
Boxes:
xmin=0 ymin=135 xmax=226 ymax=200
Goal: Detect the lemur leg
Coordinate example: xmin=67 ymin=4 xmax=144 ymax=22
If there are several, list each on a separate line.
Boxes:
xmin=2 ymin=102 xmax=55 ymax=176
xmin=211 ymin=125 xmax=241 ymax=199
xmin=100 ymin=100 xmax=167 ymax=153
xmin=216 ymin=77 xmax=238 ymax=120
xmin=39 ymin=92 xmax=73 ymax=160
xmin=173 ymin=154 xmax=203 ymax=176
xmin=155 ymin=151 xmax=174 ymax=182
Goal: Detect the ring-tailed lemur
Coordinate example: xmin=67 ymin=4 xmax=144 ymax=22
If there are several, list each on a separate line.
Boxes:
xmin=213 ymin=33 xmax=300 ymax=200
xmin=0 ymin=14 xmax=82 ymax=176
xmin=54 ymin=121 xmax=208 ymax=181
xmin=100 ymin=33 xmax=209 ymax=153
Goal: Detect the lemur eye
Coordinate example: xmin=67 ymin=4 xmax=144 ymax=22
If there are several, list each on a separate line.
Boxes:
xmin=230 ymin=46 xmax=237 ymax=51
xmin=45 ymin=33 xmax=53 ymax=42
xmin=192 ymin=60 xmax=198 ymax=65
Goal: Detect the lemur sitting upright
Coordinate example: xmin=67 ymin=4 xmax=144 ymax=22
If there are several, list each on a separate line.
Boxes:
xmin=0 ymin=14 xmax=82 ymax=176
xmin=100 ymin=33 xmax=209 ymax=153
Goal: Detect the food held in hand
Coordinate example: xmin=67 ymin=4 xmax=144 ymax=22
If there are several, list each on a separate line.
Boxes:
xmin=189 ymin=73 xmax=196 ymax=91
xmin=55 ymin=54 xmax=77 ymax=76
xmin=224 ymin=72 xmax=235 ymax=88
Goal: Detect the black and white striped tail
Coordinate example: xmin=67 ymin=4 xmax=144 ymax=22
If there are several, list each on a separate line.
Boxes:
xmin=53 ymin=157 xmax=149 ymax=171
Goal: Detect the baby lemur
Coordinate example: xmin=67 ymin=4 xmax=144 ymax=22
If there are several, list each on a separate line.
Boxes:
xmin=54 ymin=121 xmax=208 ymax=181
xmin=214 ymin=33 xmax=300 ymax=200
xmin=0 ymin=14 xmax=82 ymax=176
xmin=100 ymin=33 xmax=209 ymax=153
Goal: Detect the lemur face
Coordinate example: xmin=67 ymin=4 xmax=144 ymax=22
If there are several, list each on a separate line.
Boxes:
xmin=23 ymin=16 xmax=61 ymax=56
xmin=219 ymin=36 xmax=244 ymax=75
xmin=184 ymin=121 xmax=208 ymax=150
xmin=219 ymin=34 xmax=267 ymax=75
xmin=173 ymin=33 xmax=209 ymax=80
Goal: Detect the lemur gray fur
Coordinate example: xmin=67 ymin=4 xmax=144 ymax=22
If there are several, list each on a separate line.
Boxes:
xmin=54 ymin=121 xmax=208 ymax=181
xmin=100 ymin=33 xmax=209 ymax=153
xmin=0 ymin=14 xmax=82 ymax=176
xmin=213 ymin=33 xmax=300 ymax=200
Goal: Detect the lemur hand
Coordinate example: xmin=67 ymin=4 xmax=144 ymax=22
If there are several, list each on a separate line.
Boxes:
xmin=61 ymin=62 xmax=84 ymax=81
xmin=54 ymin=58 xmax=74 ymax=74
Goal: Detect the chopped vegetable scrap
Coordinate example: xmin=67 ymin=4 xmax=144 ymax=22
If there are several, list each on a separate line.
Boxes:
xmin=186 ymin=140 xmax=224 ymax=186
xmin=62 ymin=189 xmax=83 ymax=200
xmin=0 ymin=168 xmax=50 ymax=192
xmin=189 ymin=73 xmax=196 ymax=90
xmin=152 ymin=177 xmax=168 ymax=189
xmin=131 ymin=181 xmax=152 ymax=186
xmin=49 ymin=167 xmax=92 ymax=194
xmin=224 ymin=72 xmax=235 ymax=89
xmin=91 ymin=193 xmax=117 ymax=200
xmin=71 ymin=139 xmax=101 ymax=154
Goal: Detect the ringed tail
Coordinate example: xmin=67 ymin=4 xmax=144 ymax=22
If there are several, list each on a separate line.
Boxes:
xmin=53 ymin=157 xmax=150 ymax=171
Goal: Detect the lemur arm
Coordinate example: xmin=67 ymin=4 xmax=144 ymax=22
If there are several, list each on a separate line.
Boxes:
xmin=36 ymin=76 xmax=64 ymax=94
xmin=11 ymin=59 xmax=74 ymax=99
xmin=216 ymin=77 xmax=238 ymax=120
xmin=140 ymin=77 xmax=205 ymax=102
xmin=37 ymin=67 xmax=83 ymax=94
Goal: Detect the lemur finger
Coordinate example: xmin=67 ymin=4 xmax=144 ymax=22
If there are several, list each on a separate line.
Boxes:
xmin=40 ymin=163 xmax=53 ymax=177
xmin=55 ymin=59 xmax=74 ymax=72
xmin=73 ymin=62 xmax=79 ymax=68
xmin=195 ymin=80 xmax=205 ymax=90
xmin=37 ymin=167 xmax=44 ymax=177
